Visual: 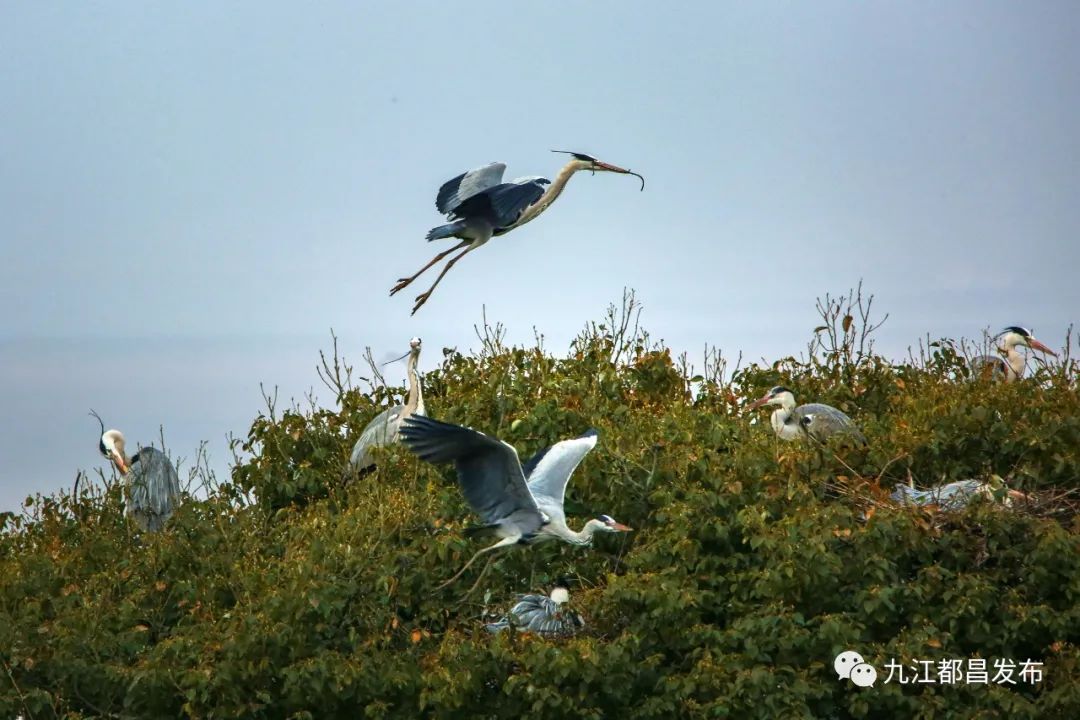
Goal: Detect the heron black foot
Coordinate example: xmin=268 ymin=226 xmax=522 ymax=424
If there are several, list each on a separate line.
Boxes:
xmin=411 ymin=293 xmax=431 ymax=315
xmin=390 ymin=277 xmax=414 ymax=296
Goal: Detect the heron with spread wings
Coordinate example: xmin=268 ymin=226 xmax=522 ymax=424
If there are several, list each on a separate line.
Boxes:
xmin=399 ymin=415 xmax=631 ymax=589
xmin=391 ymin=151 xmax=645 ymax=314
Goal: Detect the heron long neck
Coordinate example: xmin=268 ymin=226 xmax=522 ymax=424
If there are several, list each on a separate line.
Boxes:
xmin=771 ymin=407 xmax=793 ymax=435
xmin=1001 ymin=347 xmax=1025 ymax=380
xmin=512 ymin=162 xmax=580 ymax=228
xmin=561 ymin=519 xmax=603 ymax=546
xmin=404 ymin=353 xmax=424 ymax=415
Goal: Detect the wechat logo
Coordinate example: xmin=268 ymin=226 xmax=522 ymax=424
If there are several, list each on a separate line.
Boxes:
xmin=835 ymin=650 xmax=877 ymax=688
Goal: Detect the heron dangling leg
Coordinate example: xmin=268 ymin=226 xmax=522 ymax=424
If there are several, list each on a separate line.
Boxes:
xmin=410 ymin=243 xmax=477 ymax=315
xmin=435 ymin=534 xmax=517 ymax=590
xmin=461 ymin=555 xmax=497 ymax=600
xmin=390 ymin=240 xmax=470 ymax=297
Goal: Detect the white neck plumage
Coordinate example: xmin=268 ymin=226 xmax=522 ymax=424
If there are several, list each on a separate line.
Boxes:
xmin=770 ymin=407 xmax=792 ymax=433
xmin=405 ymin=352 xmax=424 ymax=415
xmin=999 ymin=345 xmax=1025 ymax=380
xmin=767 ymin=393 xmax=803 ymax=439
xmin=562 ymin=518 xmax=606 ymax=546
xmin=512 ymin=161 xmax=582 ymax=228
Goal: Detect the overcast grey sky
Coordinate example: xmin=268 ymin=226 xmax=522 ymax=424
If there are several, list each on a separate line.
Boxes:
xmin=2 ymin=2 xmax=1077 ymax=512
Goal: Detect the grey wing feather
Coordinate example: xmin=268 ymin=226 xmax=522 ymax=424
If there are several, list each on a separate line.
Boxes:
xmin=487 ymin=179 xmax=548 ymax=228
xmin=350 ymin=404 xmax=405 ymax=470
xmin=126 ymin=447 xmax=181 ymax=532
xmin=795 ymin=403 xmax=866 ymax=444
xmin=484 ymin=618 xmax=511 ymax=633
xmin=487 ymin=594 xmax=584 ymax=637
xmin=892 ymin=479 xmax=987 ymax=510
xmin=436 ymin=162 xmax=506 ymax=215
xmin=525 ymin=430 xmax=598 ymax=523
xmin=399 ymin=416 xmax=543 ymax=533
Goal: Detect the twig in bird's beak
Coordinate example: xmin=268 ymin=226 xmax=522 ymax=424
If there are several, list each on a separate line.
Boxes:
xmin=382 ymin=351 xmax=411 ymax=366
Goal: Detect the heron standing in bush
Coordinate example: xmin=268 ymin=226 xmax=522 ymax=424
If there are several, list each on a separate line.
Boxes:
xmin=747 ymin=386 xmax=867 ymax=446
xmin=486 ymin=586 xmax=585 ymax=637
xmin=91 ymin=410 xmax=181 ymax=532
xmin=970 ymin=326 xmax=1057 ymax=382
xmin=399 ymin=415 xmax=632 ymax=589
xmin=348 ymin=337 xmax=425 ymax=474
xmin=391 ymin=151 xmax=645 ymax=315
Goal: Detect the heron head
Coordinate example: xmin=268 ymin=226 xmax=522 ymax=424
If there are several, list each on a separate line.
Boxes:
xmin=385 ymin=337 xmax=423 ymax=365
xmin=90 ymin=409 xmax=129 ymax=475
xmin=100 ymin=429 xmax=129 ymax=475
xmin=551 ymin=150 xmax=645 ymax=190
xmin=549 ymin=587 xmax=571 ymax=604
xmin=748 ymin=386 xmax=795 ymax=411
xmin=999 ymin=326 xmax=1056 ymax=356
xmin=596 ymin=513 xmax=633 ymax=532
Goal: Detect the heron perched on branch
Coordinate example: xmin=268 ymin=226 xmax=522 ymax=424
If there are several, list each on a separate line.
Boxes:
xmin=970 ymin=326 xmax=1057 ymax=382
xmin=391 ymin=151 xmax=645 ymax=314
xmin=748 ymin=386 xmax=867 ymax=446
xmin=91 ymin=410 xmax=181 ymax=532
xmin=348 ymin=337 xmax=425 ymax=474
xmin=398 ymin=415 xmax=632 ymax=589
xmin=485 ymin=586 xmax=585 ymax=637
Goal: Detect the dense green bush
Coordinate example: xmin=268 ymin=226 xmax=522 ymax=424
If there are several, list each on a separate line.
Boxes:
xmin=3 ymin=293 xmax=1078 ymax=718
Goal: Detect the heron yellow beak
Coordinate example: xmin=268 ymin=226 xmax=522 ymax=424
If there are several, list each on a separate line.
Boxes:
xmin=747 ymin=394 xmax=772 ymax=411
xmin=1026 ymin=337 xmax=1057 ymax=356
xmin=111 ymin=450 xmax=129 ymax=475
xmin=610 ymin=522 xmax=633 ymax=532
xmin=594 ymin=160 xmax=645 ymax=190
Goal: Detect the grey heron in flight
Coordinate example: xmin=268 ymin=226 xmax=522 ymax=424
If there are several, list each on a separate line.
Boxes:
xmin=398 ymin=415 xmax=632 ymax=588
xmin=485 ymin=586 xmax=585 ymax=637
xmin=91 ymin=410 xmax=181 ymax=532
xmin=748 ymin=386 xmax=867 ymax=446
xmin=391 ymin=151 xmax=645 ymax=315
xmin=347 ymin=337 xmax=425 ymax=474
xmin=969 ymin=326 xmax=1057 ymax=382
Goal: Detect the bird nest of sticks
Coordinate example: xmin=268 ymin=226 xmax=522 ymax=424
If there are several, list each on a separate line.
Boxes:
xmin=825 ymin=470 xmax=1080 ymax=531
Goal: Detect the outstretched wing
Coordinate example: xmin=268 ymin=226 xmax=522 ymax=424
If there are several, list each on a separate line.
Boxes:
xmin=436 ymin=162 xmax=506 ymax=215
xmin=400 ymin=415 xmax=543 ymax=533
xmin=525 ymin=429 xmax=598 ymax=524
xmin=450 ymin=177 xmax=550 ymax=229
